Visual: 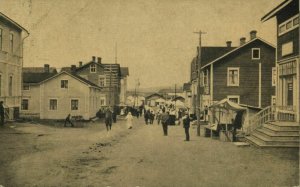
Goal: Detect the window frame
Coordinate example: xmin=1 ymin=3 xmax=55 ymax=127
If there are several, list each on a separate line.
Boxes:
xmin=271 ymin=96 xmax=276 ymax=106
xmin=90 ymin=64 xmax=96 ymax=73
xmin=23 ymin=84 xmax=30 ymax=91
xmin=8 ymin=75 xmax=13 ymax=96
xmin=227 ymin=67 xmax=240 ymax=87
xmin=71 ymin=99 xmax=79 ymax=110
xmin=98 ymin=75 xmax=106 ymax=87
xmin=49 ymin=99 xmax=58 ymax=110
xmin=9 ymin=33 xmax=13 ymax=53
xmin=60 ymin=80 xmax=68 ymax=89
xmin=21 ymin=99 xmax=29 ymax=110
xmin=252 ymin=48 xmax=260 ymax=60
xmin=100 ymin=98 xmax=106 ymax=106
xmin=227 ymin=95 xmax=240 ymax=104
xmin=278 ymin=14 xmax=299 ymax=36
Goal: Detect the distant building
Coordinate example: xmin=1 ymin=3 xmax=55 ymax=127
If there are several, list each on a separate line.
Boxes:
xmin=199 ymin=33 xmax=276 ymax=109
xmin=262 ymin=0 xmax=299 ymax=122
xmin=145 ymin=93 xmax=165 ymax=107
xmin=0 ymin=12 xmax=29 ymax=120
xmin=158 ymin=87 xmax=184 ymax=100
xmin=182 ymin=82 xmax=192 ymax=109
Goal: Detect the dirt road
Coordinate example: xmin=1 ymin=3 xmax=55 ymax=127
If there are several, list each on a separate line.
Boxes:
xmin=0 ymin=118 xmax=298 ymax=187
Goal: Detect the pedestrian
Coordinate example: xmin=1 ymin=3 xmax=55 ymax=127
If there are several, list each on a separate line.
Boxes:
xmin=156 ymin=109 xmax=162 ymax=125
xmin=161 ymin=111 xmax=169 ymax=136
xmin=150 ymin=111 xmax=154 ymax=124
xmin=182 ymin=112 xmax=191 ymax=141
xmin=125 ymin=112 xmax=134 ymax=129
xmin=105 ymin=108 xmax=113 ymax=131
xmin=64 ymin=114 xmax=74 ymax=127
xmin=204 ymin=105 xmax=208 ymax=122
xmin=144 ymin=110 xmax=149 ymax=125
xmin=0 ymin=101 xmax=5 ymax=126
xmin=112 ymin=110 xmax=117 ymax=123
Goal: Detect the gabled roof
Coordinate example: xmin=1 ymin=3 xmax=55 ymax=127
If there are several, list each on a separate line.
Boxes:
xmin=201 ymin=47 xmax=236 ymax=66
xmin=201 ymin=37 xmax=275 ymax=69
xmin=120 ymin=67 xmax=129 ymax=77
xmin=23 ymin=67 xmax=57 ymax=73
xmin=261 ymin=0 xmax=293 ymax=22
xmin=75 ymin=61 xmax=104 ymax=72
xmin=0 ymin=12 xmax=29 ymax=34
xmin=39 ymin=71 xmax=101 ymax=89
xmin=145 ymin=93 xmax=164 ymax=99
xmin=23 ymin=72 xmax=57 ymax=84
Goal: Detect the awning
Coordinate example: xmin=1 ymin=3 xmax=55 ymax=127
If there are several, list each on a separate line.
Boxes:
xmin=210 ymin=99 xmax=246 ymax=111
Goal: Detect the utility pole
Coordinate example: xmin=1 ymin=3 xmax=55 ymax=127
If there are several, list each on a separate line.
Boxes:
xmin=109 ymin=64 xmax=112 ymax=107
xmin=194 ymin=30 xmax=206 ymax=136
xmin=174 ymin=84 xmax=177 ymax=111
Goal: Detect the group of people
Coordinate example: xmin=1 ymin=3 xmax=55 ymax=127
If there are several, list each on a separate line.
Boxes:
xmin=144 ymin=110 xmax=155 ymax=124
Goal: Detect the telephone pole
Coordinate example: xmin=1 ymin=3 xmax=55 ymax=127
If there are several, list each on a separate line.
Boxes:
xmin=194 ymin=30 xmax=206 ymax=136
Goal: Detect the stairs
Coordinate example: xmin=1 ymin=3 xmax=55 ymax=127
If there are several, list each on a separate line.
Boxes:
xmin=245 ymin=121 xmax=299 ymax=148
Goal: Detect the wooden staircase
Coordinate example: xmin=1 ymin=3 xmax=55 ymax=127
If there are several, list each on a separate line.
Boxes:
xmin=245 ymin=121 xmax=299 ymax=148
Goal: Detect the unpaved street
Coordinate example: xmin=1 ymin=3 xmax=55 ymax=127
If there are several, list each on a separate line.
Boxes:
xmin=0 ymin=118 xmax=298 ymax=187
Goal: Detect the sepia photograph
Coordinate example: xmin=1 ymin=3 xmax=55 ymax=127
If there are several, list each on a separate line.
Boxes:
xmin=0 ymin=0 xmax=299 ymax=186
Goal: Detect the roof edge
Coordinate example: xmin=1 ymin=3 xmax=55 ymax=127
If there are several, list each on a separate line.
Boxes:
xmin=0 ymin=12 xmax=29 ymax=34
xmin=261 ymin=0 xmax=292 ymax=22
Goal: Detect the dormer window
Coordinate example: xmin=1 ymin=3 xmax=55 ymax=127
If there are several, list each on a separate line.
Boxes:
xmin=90 ymin=64 xmax=96 ymax=73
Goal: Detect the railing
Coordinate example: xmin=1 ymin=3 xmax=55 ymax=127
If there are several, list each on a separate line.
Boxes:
xmin=246 ymin=105 xmax=296 ymax=134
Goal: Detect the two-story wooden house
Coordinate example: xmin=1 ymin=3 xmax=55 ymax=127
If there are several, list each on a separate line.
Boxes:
xmin=200 ymin=32 xmax=276 ymax=109
xmin=262 ymin=0 xmax=299 ymax=122
xmin=70 ymin=56 xmax=122 ymax=107
xmin=0 ymin=12 xmax=29 ymax=120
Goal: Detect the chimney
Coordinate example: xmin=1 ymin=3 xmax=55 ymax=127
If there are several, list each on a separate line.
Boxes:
xmin=240 ymin=37 xmax=246 ymax=46
xmin=92 ymin=56 xmax=96 ymax=62
xmin=250 ymin=30 xmax=257 ymax=40
xmin=71 ymin=65 xmax=76 ymax=73
xmin=44 ymin=64 xmax=50 ymax=73
xmin=97 ymin=57 xmax=102 ymax=64
xmin=226 ymin=41 xmax=232 ymax=47
xmin=79 ymin=61 xmax=83 ymax=67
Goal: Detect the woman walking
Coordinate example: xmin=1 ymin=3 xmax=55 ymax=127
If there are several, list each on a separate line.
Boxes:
xmin=125 ymin=112 xmax=134 ymax=129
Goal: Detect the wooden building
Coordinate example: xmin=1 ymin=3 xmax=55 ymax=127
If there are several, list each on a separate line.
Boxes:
xmin=0 ymin=12 xmax=29 ymax=120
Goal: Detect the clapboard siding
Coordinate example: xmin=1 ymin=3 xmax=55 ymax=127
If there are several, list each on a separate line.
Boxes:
xmin=212 ymin=39 xmax=275 ymax=108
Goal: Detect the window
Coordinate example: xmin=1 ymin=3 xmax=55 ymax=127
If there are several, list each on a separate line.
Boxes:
xmin=98 ymin=76 xmax=106 ymax=87
xmin=100 ymin=98 xmax=106 ymax=106
xmin=227 ymin=68 xmax=239 ymax=86
xmin=278 ymin=14 xmax=299 ymax=35
xmin=0 ymin=28 xmax=2 ymax=50
xmin=49 ymin=99 xmax=57 ymax=110
xmin=71 ymin=99 xmax=79 ymax=110
xmin=61 ymin=80 xmax=68 ymax=88
xmin=9 ymin=33 xmax=13 ymax=53
xmin=90 ymin=64 xmax=96 ymax=73
xmin=21 ymin=99 xmax=29 ymax=110
xmin=23 ymin=84 xmax=30 ymax=90
xmin=9 ymin=76 xmax=12 ymax=96
xmin=271 ymin=96 xmax=276 ymax=106
xmin=281 ymin=41 xmax=293 ymax=56
xmin=252 ymin=48 xmax=260 ymax=60
xmin=279 ymin=60 xmax=296 ymax=76
xmin=227 ymin=95 xmax=240 ymax=104
xmin=272 ymin=67 xmax=277 ymax=86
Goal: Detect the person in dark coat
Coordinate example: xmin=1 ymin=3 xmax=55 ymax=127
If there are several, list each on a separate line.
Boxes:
xmin=149 ymin=111 xmax=155 ymax=124
xmin=161 ymin=111 xmax=169 ymax=136
xmin=183 ymin=112 xmax=191 ymax=141
xmin=144 ymin=110 xmax=150 ymax=125
xmin=105 ymin=108 xmax=113 ymax=131
xmin=0 ymin=101 xmax=4 ymax=126
xmin=64 ymin=114 xmax=74 ymax=127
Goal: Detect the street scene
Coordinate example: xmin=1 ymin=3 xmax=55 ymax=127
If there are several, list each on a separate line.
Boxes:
xmin=0 ymin=0 xmax=299 ymax=186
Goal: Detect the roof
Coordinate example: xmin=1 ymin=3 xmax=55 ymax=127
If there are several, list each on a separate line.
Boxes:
xmin=200 ymin=47 xmax=236 ymax=66
xmin=23 ymin=67 xmax=57 ymax=73
xmin=39 ymin=71 xmax=102 ymax=89
xmin=145 ymin=93 xmax=164 ymax=99
xmin=183 ymin=83 xmax=191 ymax=91
xmin=23 ymin=72 xmax=57 ymax=84
xmin=60 ymin=67 xmax=72 ymax=73
xmin=210 ymin=99 xmax=246 ymax=111
xmin=261 ymin=0 xmax=293 ymax=22
xmin=75 ymin=61 xmax=104 ymax=72
xmin=0 ymin=12 xmax=29 ymax=34
xmin=158 ymin=88 xmax=183 ymax=93
xmin=120 ymin=67 xmax=129 ymax=77
xmin=201 ymin=37 xmax=275 ymax=69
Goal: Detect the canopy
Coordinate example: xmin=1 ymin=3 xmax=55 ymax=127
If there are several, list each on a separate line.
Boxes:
xmin=210 ymin=99 xmax=246 ymax=111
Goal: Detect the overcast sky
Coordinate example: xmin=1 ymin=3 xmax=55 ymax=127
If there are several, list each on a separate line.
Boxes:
xmin=0 ymin=0 xmax=281 ymax=89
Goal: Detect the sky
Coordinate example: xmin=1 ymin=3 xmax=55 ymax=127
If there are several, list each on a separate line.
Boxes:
xmin=0 ymin=0 xmax=281 ymax=89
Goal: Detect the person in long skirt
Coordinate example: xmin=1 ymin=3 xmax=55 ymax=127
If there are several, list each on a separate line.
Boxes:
xmin=125 ymin=112 xmax=134 ymax=129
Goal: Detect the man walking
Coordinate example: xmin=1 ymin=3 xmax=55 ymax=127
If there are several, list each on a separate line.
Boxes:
xmin=105 ymin=108 xmax=113 ymax=131
xmin=0 ymin=101 xmax=5 ymax=126
xmin=183 ymin=112 xmax=191 ymax=141
xmin=161 ymin=111 xmax=169 ymax=136
xmin=64 ymin=114 xmax=74 ymax=127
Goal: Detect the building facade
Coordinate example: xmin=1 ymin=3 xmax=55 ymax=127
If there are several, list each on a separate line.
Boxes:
xmin=120 ymin=67 xmax=129 ymax=105
xmin=262 ymin=0 xmax=299 ymax=122
xmin=0 ymin=12 xmax=29 ymax=120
